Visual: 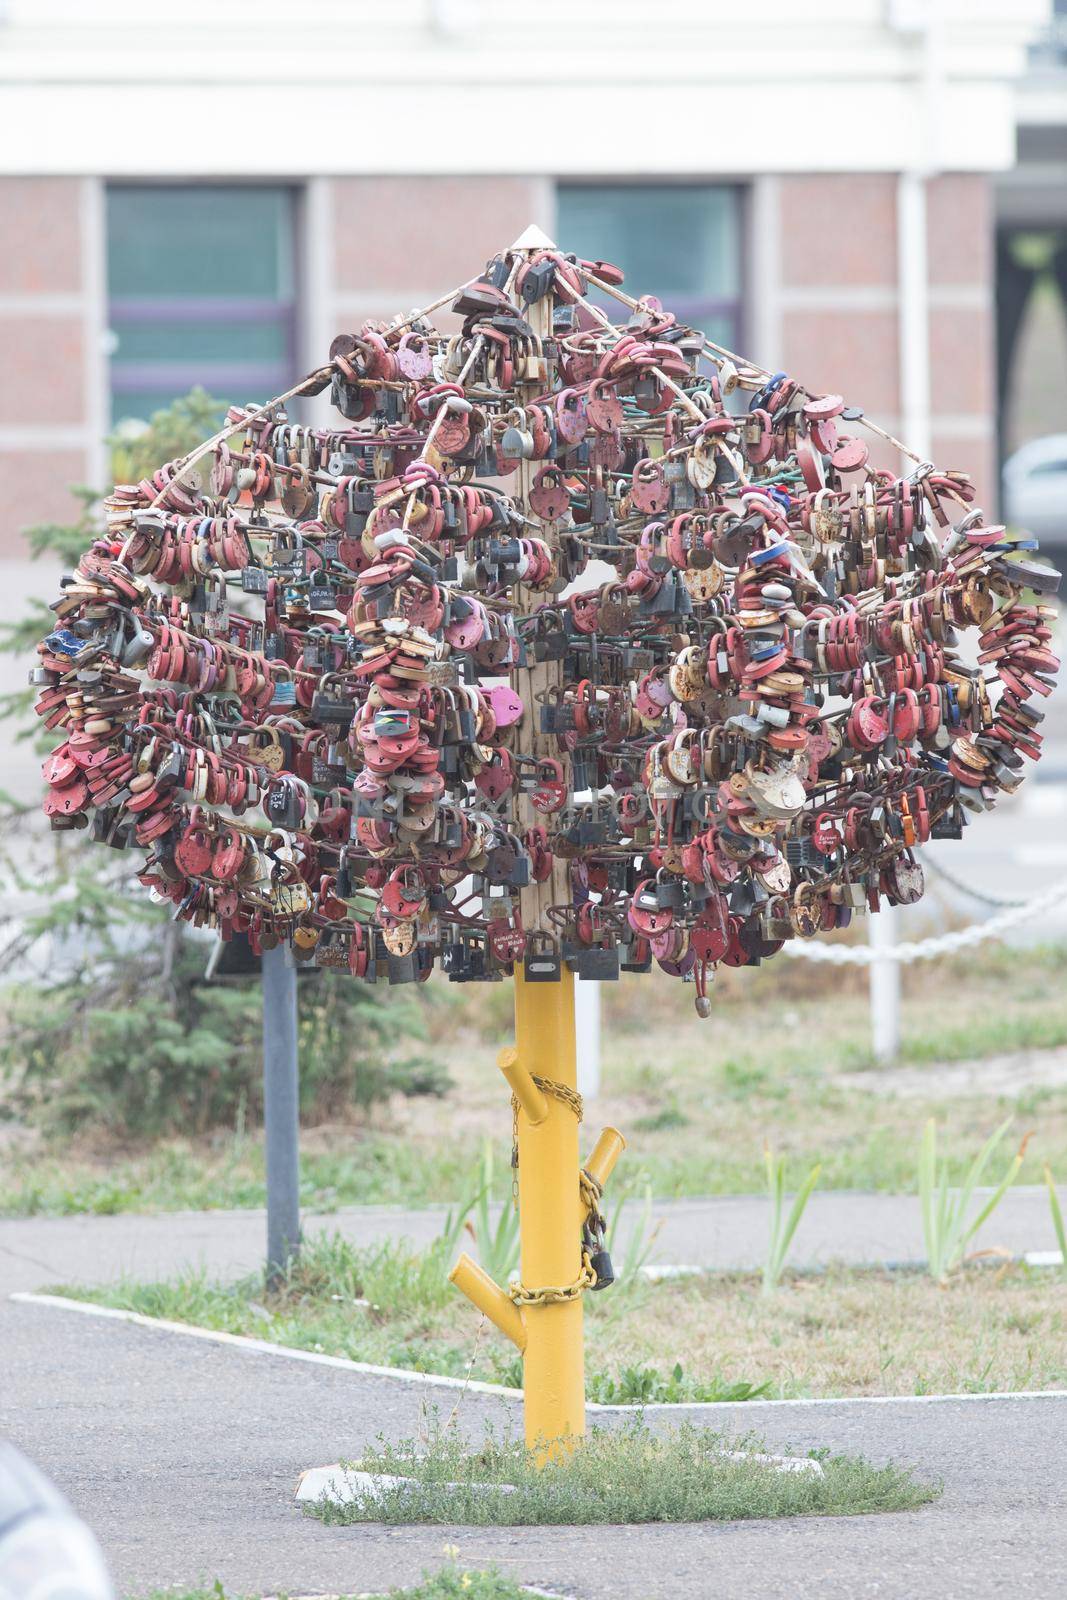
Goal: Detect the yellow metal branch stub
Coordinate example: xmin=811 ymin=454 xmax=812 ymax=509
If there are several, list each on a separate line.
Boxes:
xmin=448 ymin=1253 xmax=526 ymax=1351
xmin=582 ymin=1127 xmax=627 ymax=1215
xmin=497 ymin=1046 xmax=548 ymax=1125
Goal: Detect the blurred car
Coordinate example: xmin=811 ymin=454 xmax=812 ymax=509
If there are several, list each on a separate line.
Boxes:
xmin=1002 ymin=434 xmax=1067 ymax=552
xmin=0 ymin=1443 xmax=112 ymax=1600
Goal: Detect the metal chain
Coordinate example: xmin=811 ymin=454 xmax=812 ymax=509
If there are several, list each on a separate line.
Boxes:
xmin=510 ymin=1096 xmax=520 ymax=1212
xmin=510 ymin=1075 xmax=584 ymax=1130
xmin=923 ymin=856 xmax=1029 ymax=909
xmin=781 ymin=877 xmax=1067 ymax=966
xmin=511 ymin=1075 xmax=584 ymax=1208
xmin=535 ymin=1075 xmax=585 ymax=1122
xmin=509 ymin=1078 xmax=600 ymax=1302
xmin=507 ymin=1252 xmax=598 ymax=1306
xmin=579 ymin=1167 xmax=604 ymax=1226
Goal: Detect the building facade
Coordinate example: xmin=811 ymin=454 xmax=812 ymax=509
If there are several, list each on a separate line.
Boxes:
xmin=0 ymin=0 xmax=1051 ymax=785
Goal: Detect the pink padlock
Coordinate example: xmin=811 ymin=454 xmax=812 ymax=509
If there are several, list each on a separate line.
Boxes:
xmin=484 ymin=684 xmax=524 ymax=728
xmin=444 ymin=599 xmax=486 ymax=651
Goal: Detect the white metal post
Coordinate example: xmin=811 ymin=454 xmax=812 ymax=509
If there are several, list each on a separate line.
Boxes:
xmin=871 ymin=7 xmax=941 ymax=1066
xmin=869 ymin=903 xmax=901 ymax=1065
xmin=870 ymin=164 xmax=931 ymax=1063
xmin=574 ymin=975 xmax=601 ymax=1099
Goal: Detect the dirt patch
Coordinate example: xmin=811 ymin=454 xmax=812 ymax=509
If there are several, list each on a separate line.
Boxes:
xmin=839 ymin=1046 xmax=1067 ymax=1100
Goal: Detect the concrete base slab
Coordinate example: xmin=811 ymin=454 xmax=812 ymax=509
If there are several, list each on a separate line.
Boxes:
xmin=295 ymin=1449 xmax=821 ymax=1510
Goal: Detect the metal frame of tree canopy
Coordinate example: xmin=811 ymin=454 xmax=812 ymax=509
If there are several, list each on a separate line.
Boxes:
xmin=34 ymin=225 xmax=1059 ymax=1458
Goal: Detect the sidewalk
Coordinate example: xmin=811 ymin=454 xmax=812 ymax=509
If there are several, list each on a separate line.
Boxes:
xmin=1 ymin=1187 xmax=1059 ymax=1295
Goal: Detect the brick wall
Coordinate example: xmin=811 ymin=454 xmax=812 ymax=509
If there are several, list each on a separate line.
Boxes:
xmin=772 ymin=171 xmax=996 ymax=499
xmin=327 ymin=176 xmax=551 ymax=346
xmin=0 ymin=168 xmax=1001 ymax=804
xmin=0 ymin=170 xmax=997 ymax=559
xmin=0 ymin=178 xmax=99 ymax=560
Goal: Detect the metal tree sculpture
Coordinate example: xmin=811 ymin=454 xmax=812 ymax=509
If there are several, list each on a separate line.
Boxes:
xmin=35 ymin=225 xmax=1059 ymax=1451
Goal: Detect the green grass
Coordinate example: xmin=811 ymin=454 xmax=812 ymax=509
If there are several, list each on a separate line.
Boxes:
xmin=4 ymin=940 xmax=1067 ymax=1218
xmin=52 ymin=1229 xmax=1067 ymax=1401
xmin=383 ymin=1570 xmax=527 ymax=1599
xmin=0 ymin=1136 xmax=479 ymax=1218
xmin=6 ymin=1100 xmax=1067 ymax=1220
xmin=66 ymin=1234 xmax=480 ymax=1382
xmin=305 ymin=1417 xmax=938 ymax=1526
xmin=52 ymin=1233 xmax=761 ymax=1398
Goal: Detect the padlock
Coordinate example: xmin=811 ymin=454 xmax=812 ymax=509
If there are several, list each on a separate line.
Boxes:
xmin=587 ymin=1246 xmax=615 ymax=1291
xmin=523 ymin=931 xmax=562 ymax=983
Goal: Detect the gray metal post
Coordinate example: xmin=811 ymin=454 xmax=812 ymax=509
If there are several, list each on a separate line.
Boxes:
xmin=262 ymin=941 xmax=301 ymax=1284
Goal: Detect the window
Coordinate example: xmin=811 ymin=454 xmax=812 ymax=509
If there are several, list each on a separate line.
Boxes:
xmin=107 ymin=185 xmax=297 ymax=425
xmin=555 ymin=183 xmax=742 ymax=349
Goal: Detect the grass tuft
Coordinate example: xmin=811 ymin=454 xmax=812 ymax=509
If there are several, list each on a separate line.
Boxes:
xmin=762 ymin=1145 xmax=821 ymax=1295
xmin=919 ymin=1117 xmax=1025 ymax=1281
xmin=1045 ymin=1165 xmax=1067 ymax=1268
xmin=306 ymin=1417 xmax=938 ymax=1526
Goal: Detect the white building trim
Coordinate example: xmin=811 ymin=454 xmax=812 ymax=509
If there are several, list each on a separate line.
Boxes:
xmin=749 ymin=176 xmax=782 ymax=370
xmin=79 ymin=177 xmax=109 ymax=490
xmin=0 ymin=2 xmax=1048 ymax=178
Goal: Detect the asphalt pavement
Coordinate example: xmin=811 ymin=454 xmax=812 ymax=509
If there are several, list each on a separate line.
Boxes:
xmin=4 ymin=1294 xmax=1066 ymax=1600
xmin=1 ymin=1185 xmax=1062 ymax=1298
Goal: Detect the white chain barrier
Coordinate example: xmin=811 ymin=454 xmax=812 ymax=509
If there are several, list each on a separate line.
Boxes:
xmin=923 ymin=855 xmax=1029 ymax=909
xmin=782 ymin=877 xmax=1067 ymax=965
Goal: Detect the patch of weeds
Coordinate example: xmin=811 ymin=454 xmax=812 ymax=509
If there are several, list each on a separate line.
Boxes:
xmin=56 ymin=1238 xmax=1067 ymax=1403
xmin=306 ymin=1416 xmax=938 ymax=1526
xmin=129 ymin=1568 xmax=528 ymax=1600
xmin=1015 ymin=1086 xmax=1054 ymax=1118
xmin=901 ymin=1010 xmax=1067 ymax=1066
xmin=721 ymin=1058 xmax=773 ymax=1100
xmin=57 ymin=1231 xmax=477 ymax=1378
xmin=390 ymin=1564 xmax=529 ymax=1599
xmin=919 ymin=1117 xmax=1025 ymax=1282
xmin=447 ymin=1140 xmax=520 ymax=1282
xmin=762 ymin=1145 xmax=821 ymax=1296
xmin=286 ymin=1231 xmax=456 ymax=1318
xmin=491 ymin=1353 xmax=525 ymax=1390
xmin=586 ymin=1361 xmax=771 ymax=1405
xmin=633 ymin=1101 xmax=690 ymax=1133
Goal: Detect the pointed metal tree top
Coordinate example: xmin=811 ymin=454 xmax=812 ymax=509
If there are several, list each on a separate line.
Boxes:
xmin=510 ymin=222 xmax=556 ymax=251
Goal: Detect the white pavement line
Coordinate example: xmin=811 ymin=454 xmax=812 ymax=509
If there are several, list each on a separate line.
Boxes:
xmin=594 ymin=1388 xmax=1067 ymax=1412
xmin=14 ymin=1292 xmax=1067 ymax=1413
xmin=9 ymin=1292 xmax=521 ymax=1398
